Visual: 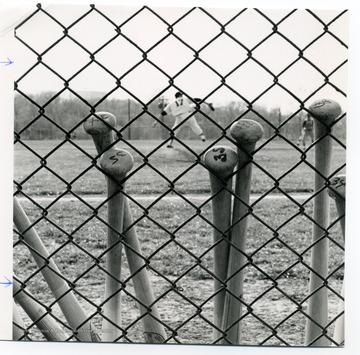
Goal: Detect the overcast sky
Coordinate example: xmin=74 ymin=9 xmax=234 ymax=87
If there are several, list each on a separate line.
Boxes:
xmin=0 ymin=4 xmax=349 ymax=113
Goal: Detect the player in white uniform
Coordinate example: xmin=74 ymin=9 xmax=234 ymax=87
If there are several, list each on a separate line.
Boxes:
xmin=296 ymin=113 xmax=314 ymax=150
xmin=153 ymin=92 xmax=212 ymax=148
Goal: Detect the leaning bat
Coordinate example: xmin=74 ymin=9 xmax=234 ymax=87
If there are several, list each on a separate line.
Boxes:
xmin=221 ymin=119 xmax=263 ymax=345
xmin=13 ymin=197 xmax=100 ymax=341
xmin=328 ymin=174 xmax=345 ymax=346
xmin=83 ymin=111 xmax=116 ymax=155
xmin=84 ymin=113 xmax=167 ymax=343
xmin=121 ymin=198 xmax=167 ymax=343
xmin=99 ymin=148 xmax=134 ymax=342
xmin=13 ymin=277 xmax=67 ymax=341
xmin=13 ymin=300 xmax=25 ymax=340
xmin=203 ymin=145 xmax=238 ymax=342
xmin=305 ymin=99 xmax=341 ymax=346
xmin=328 ymin=175 xmax=345 ymax=240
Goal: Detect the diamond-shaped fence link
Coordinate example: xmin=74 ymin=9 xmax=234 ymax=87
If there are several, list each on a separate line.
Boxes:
xmin=13 ymin=4 xmax=346 ymax=346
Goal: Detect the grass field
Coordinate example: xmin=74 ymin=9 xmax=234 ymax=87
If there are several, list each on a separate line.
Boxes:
xmin=13 ymin=138 xmax=345 ymax=346
xmin=14 ymin=138 xmax=345 ymax=197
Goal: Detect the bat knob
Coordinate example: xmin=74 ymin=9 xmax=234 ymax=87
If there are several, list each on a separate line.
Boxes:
xmin=328 ymin=174 xmax=346 ymax=200
xmin=100 ymin=148 xmax=134 ymax=180
xmin=308 ymin=99 xmax=342 ymax=126
xmin=230 ymin=119 xmax=263 ymax=147
xmin=203 ymin=146 xmax=238 ymax=176
xmin=83 ymin=112 xmax=117 ymax=135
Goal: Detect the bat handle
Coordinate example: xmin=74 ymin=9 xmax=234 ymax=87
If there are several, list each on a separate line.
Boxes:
xmin=333 ymin=282 xmax=344 ymax=345
xmin=305 ymin=109 xmax=334 ymax=346
xmin=13 ymin=300 xmax=25 ymax=340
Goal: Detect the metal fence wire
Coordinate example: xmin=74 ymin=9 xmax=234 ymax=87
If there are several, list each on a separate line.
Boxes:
xmin=12 ymin=4 xmax=347 ymax=347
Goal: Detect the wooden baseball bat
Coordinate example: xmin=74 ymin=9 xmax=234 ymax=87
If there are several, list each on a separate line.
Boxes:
xmin=84 ymin=113 xmax=167 ymax=343
xmin=203 ymin=146 xmax=238 ymax=342
xmin=221 ymin=119 xmax=263 ymax=345
xmin=13 ymin=300 xmax=26 ymax=340
xmin=328 ymin=174 xmax=345 ymax=346
xmin=122 ymin=197 xmax=167 ymax=343
xmin=305 ymin=99 xmax=341 ymax=346
xmin=13 ymin=277 xmax=68 ymax=341
xmin=83 ymin=111 xmax=116 ymax=155
xmin=13 ymin=197 xmax=100 ymax=341
xmin=99 ymin=148 xmax=133 ymax=342
xmin=332 ymin=283 xmax=345 ymax=346
xmin=328 ymin=175 xmax=345 ymax=240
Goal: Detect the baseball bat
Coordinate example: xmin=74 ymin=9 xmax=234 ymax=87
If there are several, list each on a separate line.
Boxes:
xmin=203 ymin=146 xmax=238 ymax=342
xmin=328 ymin=175 xmax=345 ymax=240
xmin=122 ymin=197 xmax=167 ymax=343
xmin=99 ymin=148 xmax=133 ymax=342
xmin=13 ymin=300 xmax=26 ymax=340
xmin=13 ymin=277 xmax=68 ymax=341
xmin=221 ymin=119 xmax=263 ymax=345
xmin=13 ymin=197 xmax=100 ymax=341
xmin=305 ymin=99 xmax=341 ymax=346
xmin=83 ymin=111 xmax=116 ymax=155
xmin=328 ymin=174 xmax=345 ymax=345
xmin=84 ymin=113 xmax=167 ymax=343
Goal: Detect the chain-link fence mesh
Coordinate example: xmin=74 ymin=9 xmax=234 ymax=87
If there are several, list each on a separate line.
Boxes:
xmin=13 ymin=4 xmax=347 ymax=346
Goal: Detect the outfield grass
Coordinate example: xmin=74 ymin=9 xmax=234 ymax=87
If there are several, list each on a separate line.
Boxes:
xmin=14 ymin=138 xmax=346 ymax=197
xmin=13 ymin=138 xmax=345 ymax=345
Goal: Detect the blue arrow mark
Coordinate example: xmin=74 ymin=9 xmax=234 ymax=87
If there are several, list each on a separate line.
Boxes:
xmin=0 ymin=57 xmax=14 ymax=66
xmin=0 ymin=276 xmax=12 ymax=287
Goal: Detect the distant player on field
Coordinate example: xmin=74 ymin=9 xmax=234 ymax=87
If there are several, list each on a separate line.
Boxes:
xmin=296 ymin=113 xmax=314 ymax=150
xmin=153 ymin=92 xmax=214 ymax=148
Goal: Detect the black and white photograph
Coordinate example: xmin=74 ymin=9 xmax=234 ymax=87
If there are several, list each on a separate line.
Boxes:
xmin=1 ymin=1 xmax=354 ymax=352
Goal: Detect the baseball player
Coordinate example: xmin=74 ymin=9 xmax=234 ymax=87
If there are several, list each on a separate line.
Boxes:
xmin=153 ymin=92 xmax=213 ymax=148
xmin=296 ymin=113 xmax=314 ymax=150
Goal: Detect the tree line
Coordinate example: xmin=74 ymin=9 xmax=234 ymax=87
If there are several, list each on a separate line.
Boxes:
xmin=14 ymin=92 xmax=346 ymax=143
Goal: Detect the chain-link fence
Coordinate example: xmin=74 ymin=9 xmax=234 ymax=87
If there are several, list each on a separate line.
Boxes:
xmin=13 ymin=4 xmax=347 ymax=346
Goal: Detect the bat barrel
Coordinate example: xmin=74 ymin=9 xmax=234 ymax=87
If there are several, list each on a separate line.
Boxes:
xmin=203 ymin=145 xmax=238 ymax=179
xmin=305 ymin=99 xmax=341 ymax=346
xmin=85 ymin=114 xmax=167 ymax=342
xmin=328 ymin=175 xmax=346 ymax=240
xmin=327 ymin=174 xmax=345 ymax=345
xmin=230 ymin=119 xmax=264 ymax=153
xmin=13 ymin=278 xmax=68 ymax=341
xmin=13 ymin=197 xmax=100 ymax=341
xmin=99 ymin=148 xmax=134 ymax=342
xmin=13 ymin=300 xmax=26 ymax=340
xmin=203 ymin=146 xmax=238 ymax=342
xmin=83 ymin=112 xmax=117 ymax=154
xmin=221 ymin=119 xmax=263 ymax=345
xmin=100 ymin=149 xmax=134 ymax=183
xmin=332 ymin=282 xmax=344 ymax=346
xmin=101 ymin=153 xmax=167 ymax=342
xmin=122 ymin=198 xmax=167 ymax=343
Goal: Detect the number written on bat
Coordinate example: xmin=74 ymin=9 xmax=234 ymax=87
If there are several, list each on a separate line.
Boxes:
xmin=331 ymin=176 xmax=346 ymax=189
xmin=212 ymin=147 xmax=227 ymax=162
xmin=89 ymin=115 xmax=108 ymax=126
xmin=239 ymin=121 xmax=256 ymax=128
xmin=109 ymin=151 xmax=128 ymax=165
xmin=144 ymin=332 xmax=165 ymax=343
xmin=313 ymin=99 xmax=332 ymax=108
